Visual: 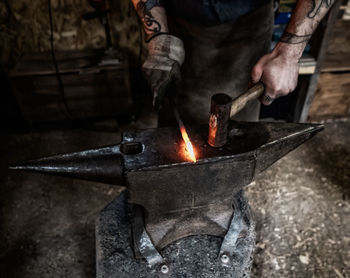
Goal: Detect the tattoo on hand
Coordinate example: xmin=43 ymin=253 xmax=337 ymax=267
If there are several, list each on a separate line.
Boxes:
xmin=307 ymin=0 xmax=334 ymax=19
xmin=136 ymin=0 xmax=163 ymax=34
xmin=280 ymin=32 xmax=312 ymax=44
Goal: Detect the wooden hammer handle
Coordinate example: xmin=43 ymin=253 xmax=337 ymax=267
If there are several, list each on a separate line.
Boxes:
xmin=230 ymin=82 xmax=265 ymax=118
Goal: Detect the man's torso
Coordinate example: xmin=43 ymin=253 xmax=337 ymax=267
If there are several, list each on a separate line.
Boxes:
xmin=163 ymin=0 xmax=266 ymax=25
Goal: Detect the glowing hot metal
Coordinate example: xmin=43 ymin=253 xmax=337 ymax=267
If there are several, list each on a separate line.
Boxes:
xmin=179 ymin=126 xmax=197 ymax=162
xmin=173 ymin=107 xmax=197 ymax=162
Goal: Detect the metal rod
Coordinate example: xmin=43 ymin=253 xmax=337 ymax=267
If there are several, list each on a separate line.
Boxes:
xmin=173 ymin=106 xmax=185 ymax=131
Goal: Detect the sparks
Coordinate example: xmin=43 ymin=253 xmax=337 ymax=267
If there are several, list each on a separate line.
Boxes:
xmin=179 ymin=126 xmax=197 ymax=162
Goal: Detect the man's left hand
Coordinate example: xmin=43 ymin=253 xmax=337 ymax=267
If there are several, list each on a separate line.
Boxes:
xmin=251 ymin=45 xmax=300 ymax=105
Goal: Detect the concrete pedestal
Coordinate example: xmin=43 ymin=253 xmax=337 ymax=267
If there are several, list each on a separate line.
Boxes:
xmin=96 ymin=191 xmax=255 ymax=278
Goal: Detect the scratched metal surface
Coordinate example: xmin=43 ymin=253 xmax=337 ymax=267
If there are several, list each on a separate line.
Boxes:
xmin=10 ymin=121 xmax=323 ymax=184
xmin=122 ymin=121 xmax=323 ymax=171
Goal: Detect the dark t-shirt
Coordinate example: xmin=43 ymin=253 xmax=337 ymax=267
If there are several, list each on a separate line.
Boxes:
xmin=163 ymin=0 xmax=266 ymax=25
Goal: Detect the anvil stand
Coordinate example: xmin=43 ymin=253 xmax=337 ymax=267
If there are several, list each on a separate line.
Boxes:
xmin=96 ymin=189 xmax=255 ymax=278
xmin=11 ymin=121 xmax=323 ymax=278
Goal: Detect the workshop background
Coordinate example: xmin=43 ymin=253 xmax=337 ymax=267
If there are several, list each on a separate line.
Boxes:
xmin=1 ymin=0 xmax=350 ymax=277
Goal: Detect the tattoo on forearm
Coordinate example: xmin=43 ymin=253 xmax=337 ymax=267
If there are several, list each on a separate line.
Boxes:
xmin=136 ymin=0 xmax=163 ymax=34
xmin=307 ymin=0 xmax=334 ymax=19
xmin=280 ymin=32 xmax=312 ymax=44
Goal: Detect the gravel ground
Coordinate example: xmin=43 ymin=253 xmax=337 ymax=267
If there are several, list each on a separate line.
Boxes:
xmin=1 ymin=118 xmax=349 ymax=277
xmin=247 ymin=119 xmax=350 ymax=278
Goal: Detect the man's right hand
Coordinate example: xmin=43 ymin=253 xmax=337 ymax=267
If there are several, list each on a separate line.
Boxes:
xmin=142 ymin=34 xmax=185 ymax=107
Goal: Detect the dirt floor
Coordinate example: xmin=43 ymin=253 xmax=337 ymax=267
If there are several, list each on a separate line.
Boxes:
xmin=1 ymin=118 xmax=349 ymax=278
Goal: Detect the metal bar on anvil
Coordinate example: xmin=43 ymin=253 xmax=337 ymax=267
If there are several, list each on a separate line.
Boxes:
xmin=10 ymin=121 xmax=323 ymax=248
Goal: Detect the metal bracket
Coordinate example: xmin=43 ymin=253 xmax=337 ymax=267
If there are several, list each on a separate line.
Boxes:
xmin=219 ymin=192 xmax=249 ymax=265
xmin=132 ymin=205 xmax=164 ymax=267
xmin=138 ymin=229 xmax=164 ymax=266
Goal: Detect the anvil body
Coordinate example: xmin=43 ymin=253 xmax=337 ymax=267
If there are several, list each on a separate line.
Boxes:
xmin=12 ymin=121 xmax=323 ymax=251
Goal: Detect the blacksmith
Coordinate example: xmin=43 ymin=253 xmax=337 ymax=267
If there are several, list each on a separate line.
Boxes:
xmin=131 ymin=0 xmax=336 ymax=123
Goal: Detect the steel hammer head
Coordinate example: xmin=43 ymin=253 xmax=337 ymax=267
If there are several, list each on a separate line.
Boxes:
xmin=208 ymin=83 xmax=265 ymax=147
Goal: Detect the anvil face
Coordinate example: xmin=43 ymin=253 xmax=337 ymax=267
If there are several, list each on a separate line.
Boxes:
xmin=11 ymin=121 xmax=323 ymax=249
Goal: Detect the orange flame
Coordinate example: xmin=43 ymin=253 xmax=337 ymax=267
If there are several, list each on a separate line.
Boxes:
xmin=179 ymin=126 xmax=197 ymax=162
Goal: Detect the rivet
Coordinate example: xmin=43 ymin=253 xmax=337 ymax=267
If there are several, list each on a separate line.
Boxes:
xmin=160 ymin=264 xmax=169 ymax=274
xmin=221 ymin=254 xmax=230 ymax=264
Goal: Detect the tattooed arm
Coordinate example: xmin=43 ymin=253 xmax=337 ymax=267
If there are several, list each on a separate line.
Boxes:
xmin=278 ymin=0 xmax=335 ymax=61
xmin=251 ymin=0 xmax=336 ymax=105
xmin=131 ymin=0 xmax=169 ymax=42
xmin=131 ymin=0 xmax=185 ymax=106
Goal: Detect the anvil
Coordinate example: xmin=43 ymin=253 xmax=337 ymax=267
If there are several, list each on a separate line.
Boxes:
xmin=11 ymin=121 xmax=323 ymax=274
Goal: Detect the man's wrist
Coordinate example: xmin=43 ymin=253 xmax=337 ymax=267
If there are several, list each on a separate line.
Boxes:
xmin=145 ymin=32 xmax=170 ymax=43
xmin=273 ymin=41 xmax=305 ymax=62
xmin=274 ymin=28 xmax=312 ymax=61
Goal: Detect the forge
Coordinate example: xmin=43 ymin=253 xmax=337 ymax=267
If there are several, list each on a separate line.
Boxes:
xmin=11 ymin=121 xmax=323 ymax=277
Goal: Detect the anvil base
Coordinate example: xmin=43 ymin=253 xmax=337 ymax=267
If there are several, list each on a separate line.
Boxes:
xmin=96 ymin=191 xmax=256 ymax=278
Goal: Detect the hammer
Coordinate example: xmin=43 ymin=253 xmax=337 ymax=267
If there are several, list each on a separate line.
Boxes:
xmin=208 ymin=82 xmax=265 ymax=148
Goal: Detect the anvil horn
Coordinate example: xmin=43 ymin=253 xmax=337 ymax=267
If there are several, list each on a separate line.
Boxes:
xmin=254 ymin=122 xmax=324 ymax=173
xmin=9 ymin=145 xmax=124 ymax=185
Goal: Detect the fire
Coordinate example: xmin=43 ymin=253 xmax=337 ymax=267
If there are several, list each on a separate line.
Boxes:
xmin=179 ymin=126 xmax=197 ymax=162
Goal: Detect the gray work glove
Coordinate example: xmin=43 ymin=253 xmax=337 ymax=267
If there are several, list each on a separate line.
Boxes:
xmin=142 ymin=34 xmax=185 ymax=107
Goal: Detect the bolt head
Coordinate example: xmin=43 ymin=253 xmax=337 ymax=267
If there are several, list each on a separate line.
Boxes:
xmin=221 ymin=254 xmax=230 ymax=264
xmin=160 ymin=264 xmax=169 ymax=274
